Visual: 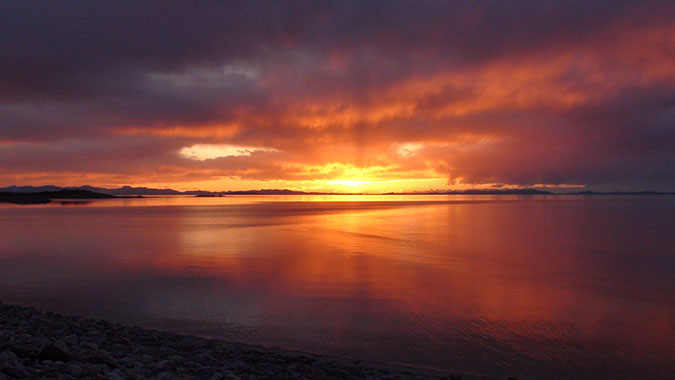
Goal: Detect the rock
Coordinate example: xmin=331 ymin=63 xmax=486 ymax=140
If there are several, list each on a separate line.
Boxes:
xmin=107 ymin=367 xmax=127 ymax=379
xmin=154 ymin=360 xmax=174 ymax=371
xmin=0 ymin=351 xmax=28 ymax=377
xmin=81 ymin=363 xmax=111 ymax=376
xmin=0 ymin=302 xmax=455 ymax=380
xmin=157 ymin=371 xmax=175 ymax=380
xmin=80 ymin=348 xmax=117 ymax=367
xmin=0 ymin=332 xmax=11 ymax=345
xmin=10 ymin=342 xmax=40 ymax=359
xmin=39 ymin=341 xmax=74 ymax=362
xmin=64 ymin=362 xmax=83 ymax=377
xmin=119 ymin=356 xmax=143 ymax=369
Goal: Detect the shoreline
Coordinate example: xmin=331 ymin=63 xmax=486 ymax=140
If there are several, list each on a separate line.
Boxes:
xmin=0 ymin=302 xmax=499 ymax=380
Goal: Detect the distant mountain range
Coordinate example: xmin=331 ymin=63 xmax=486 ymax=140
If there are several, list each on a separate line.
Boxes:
xmin=0 ymin=185 xmax=198 ymax=196
xmin=0 ymin=185 xmax=316 ymax=196
xmin=1 ymin=185 xmax=673 ymax=197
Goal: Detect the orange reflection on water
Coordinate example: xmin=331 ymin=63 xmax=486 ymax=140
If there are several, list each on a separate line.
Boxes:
xmin=0 ymin=196 xmax=673 ymax=379
xmin=128 ymin=198 xmax=673 ymax=348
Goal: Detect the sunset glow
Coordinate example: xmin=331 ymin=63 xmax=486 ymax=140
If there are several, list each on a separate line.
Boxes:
xmin=0 ymin=2 xmax=673 ymax=192
xmin=1 ymin=3 xmax=674 ymax=379
xmin=179 ymin=144 xmax=279 ymax=161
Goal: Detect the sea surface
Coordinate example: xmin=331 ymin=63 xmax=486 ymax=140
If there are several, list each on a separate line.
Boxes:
xmin=0 ymin=195 xmax=673 ymax=380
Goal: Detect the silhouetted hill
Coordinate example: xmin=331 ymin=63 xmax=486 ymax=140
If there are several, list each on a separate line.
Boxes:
xmin=0 ymin=190 xmax=114 ymax=204
xmin=0 ymin=185 xmax=183 ymax=196
xmin=222 ymin=189 xmax=314 ymax=195
xmin=86 ymin=186 xmax=184 ymax=196
xmin=0 ymin=186 xmax=336 ymax=196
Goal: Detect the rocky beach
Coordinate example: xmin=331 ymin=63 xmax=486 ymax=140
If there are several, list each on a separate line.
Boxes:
xmin=0 ymin=302 xmax=497 ymax=380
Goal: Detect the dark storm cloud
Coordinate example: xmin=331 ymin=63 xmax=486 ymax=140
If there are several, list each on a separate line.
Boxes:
xmin=0 ymin=0 xmax=673 ymax=189
xmin=0 ymin=0 xmax=652 ymax=102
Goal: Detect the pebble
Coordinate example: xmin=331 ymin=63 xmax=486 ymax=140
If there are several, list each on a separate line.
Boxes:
xmin=39 ymin=341 xmax=74 ymax=362
xmin=154 ymin=359 xmax=173 ymax=371
xmin=0 ymin=301 xmax=485 ymax=380
xmin=156 ymin=371 xmax=175 ymax=380
xmin=108 ymin=367 xmax=127 ymax=379
xmin=0 ymin=350 xmax=28 ymax=377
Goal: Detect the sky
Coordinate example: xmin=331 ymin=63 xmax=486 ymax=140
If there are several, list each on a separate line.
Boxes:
xmin=0 ymin=1 xmax=673 ymax=193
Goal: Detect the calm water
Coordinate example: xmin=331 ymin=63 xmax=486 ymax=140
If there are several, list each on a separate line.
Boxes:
xmin=0 ymin=195 xmax=673 ymax=379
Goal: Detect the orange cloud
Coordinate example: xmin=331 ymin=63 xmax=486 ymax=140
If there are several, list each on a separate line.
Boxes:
xmin=0 ymin=1 xmax=673 ymax=191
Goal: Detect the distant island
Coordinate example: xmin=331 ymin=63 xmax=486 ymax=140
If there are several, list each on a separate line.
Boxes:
xmin=0 ymin=186 xmax=324 ymax=197
xmin=1 ymin=185 xmax=673 ymax=204
xmin=0 ymin=185 xmax=191 ymax=196
xmin=0 ymin=189 xmax=115 ymax=205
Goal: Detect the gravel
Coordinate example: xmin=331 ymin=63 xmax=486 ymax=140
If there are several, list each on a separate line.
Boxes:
xmin=0 ymin=302 xmax=497 ymax=380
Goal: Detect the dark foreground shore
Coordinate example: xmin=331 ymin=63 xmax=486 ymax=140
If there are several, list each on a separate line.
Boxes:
xmin=0 ymin=302 xmax=500 ymax=380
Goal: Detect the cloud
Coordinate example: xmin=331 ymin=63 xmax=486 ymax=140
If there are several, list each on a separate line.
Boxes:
xmin=178 ymin=144 xmax=278 ymax=161
xmin=0 ymin=1 xmax=673 ymax=190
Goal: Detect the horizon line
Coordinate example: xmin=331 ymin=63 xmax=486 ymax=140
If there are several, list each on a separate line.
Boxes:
xmin=2 ymin=184 xmax=674 ymax=196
